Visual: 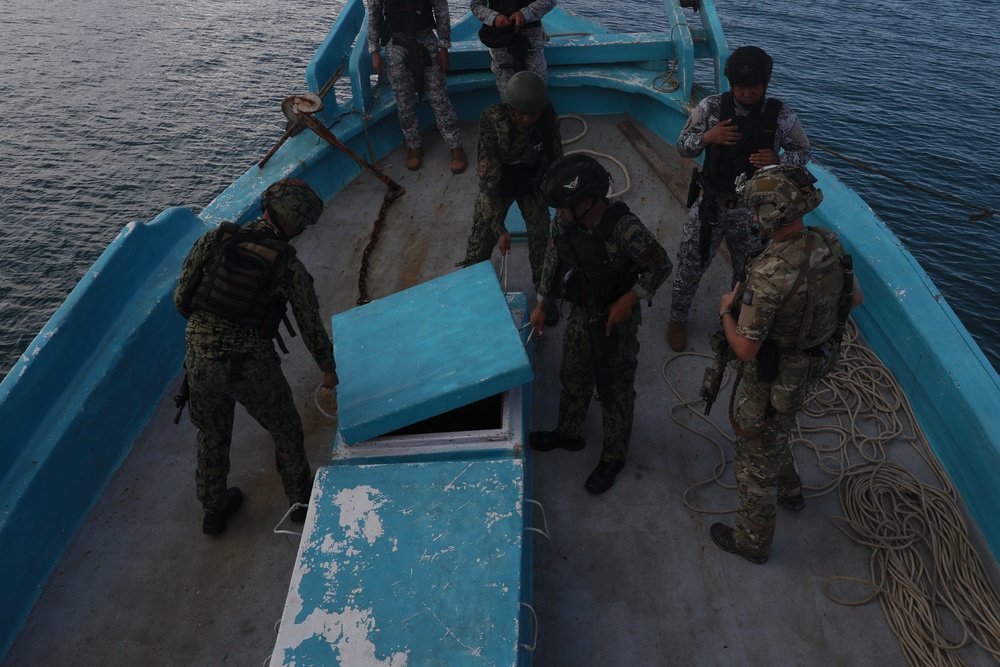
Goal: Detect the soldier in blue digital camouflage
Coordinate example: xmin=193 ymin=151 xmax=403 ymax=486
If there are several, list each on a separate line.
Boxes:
xmin=367 ymin=0 xmax=467 ymax=173
xmin=527 ymin=154 xmax=672 ymax=494
xmin=710 ymin=165 xmax=863 ymax=563
xmin=667 ymin=45 xmax=811 ymax=353
xmin=471 ymin=0 xmax=555 ymax=94
xmin=174 ymin=179 xmax=337 ymax=535
xmin=462 ymin=70 xmax=562 ymax=323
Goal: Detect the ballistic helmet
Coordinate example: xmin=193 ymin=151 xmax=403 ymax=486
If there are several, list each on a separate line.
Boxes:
xmin=503 ymin=71 xmax=549 ymax=114
xmin=741 ymin=165 xmax=823 ymax=238
xmin=261 ymin=178 xmax=323 ymax=236
xmin=541 ymin=154 xmax=611 ymax=208
xmin=724 ymin=46 xmax=773 ymax=87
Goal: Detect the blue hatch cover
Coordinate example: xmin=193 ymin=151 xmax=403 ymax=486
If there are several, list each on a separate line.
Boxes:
xmin=331 ymin=262 xmax=533 ymax=444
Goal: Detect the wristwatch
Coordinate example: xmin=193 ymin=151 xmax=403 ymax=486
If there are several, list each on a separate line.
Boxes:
xmin=718 ymin=309 xmax=731 ymax=324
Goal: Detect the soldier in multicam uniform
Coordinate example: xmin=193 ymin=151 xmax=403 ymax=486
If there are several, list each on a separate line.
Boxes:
xmin=527 ymin=155 xmax=672 ymax=494
xmin=367 ymin=0 xmax=467 ymax=173
xmin=471 ymin=0 xmax=555 ymax=94
xmin=667 ymin=46 xmax=811 ymax=353
xmin=710 ymin=165 xmax=863 ymax=563
xmin=462 ymin=70 xmax=562 ymax=322
xmin=174 ymin=179 xmax=337 ymax=535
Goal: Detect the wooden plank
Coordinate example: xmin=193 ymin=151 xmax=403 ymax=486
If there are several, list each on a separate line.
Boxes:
xmin=617 ymin=119 xmax=695 ymax=206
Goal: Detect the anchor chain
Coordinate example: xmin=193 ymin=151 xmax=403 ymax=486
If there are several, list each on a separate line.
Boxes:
xmin=357 ymin=184 xmax=404 ymax=306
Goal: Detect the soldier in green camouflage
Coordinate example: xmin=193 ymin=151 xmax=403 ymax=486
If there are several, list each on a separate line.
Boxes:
xmin=527 ymin=155 xmax=672 ymax=494
xmin=710 ymin=165 xmax=863 ymax=563
xmin=462 ymin=71 xmax=562 ymax=322
xmin=173 ymin=178 xmax=337 ymax=535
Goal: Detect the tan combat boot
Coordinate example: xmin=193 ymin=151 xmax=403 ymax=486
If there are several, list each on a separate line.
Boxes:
xmin=450 ymin=147 xmax=467 ymax=174
xmin=667 ymin=319 xmax=687 ymax=352
xmin=406 ymin=147 xmax=423 ymax=171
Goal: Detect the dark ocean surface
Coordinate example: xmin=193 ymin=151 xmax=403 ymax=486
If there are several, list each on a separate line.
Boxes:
xmin=1 ymin=0 xmax=997 ymax=378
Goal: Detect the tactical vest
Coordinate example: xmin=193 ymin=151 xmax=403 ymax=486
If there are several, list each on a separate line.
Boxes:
xmin=764 ymin=227 xmax=851 ymax=414
xmin=181 ymin=222 xmax=291 ymax=338
xmin=702 ymin=92 xmax=782 ymax=195
xmin=498 ymin=104 xmax=558 ymax=196
xmin=383 ymin=0 xmax=436 ymax=36
xmin=553 ymin=202 xmax=639 ymax=310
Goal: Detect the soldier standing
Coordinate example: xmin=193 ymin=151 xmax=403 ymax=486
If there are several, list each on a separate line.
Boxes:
xmin=667 ymin=45 xmax=811 ymax=353
xmin=472 ymin=0 xmax=556 ymax=94
xmin=710 ymin=165 xmax=863 ymax=563
xmin=527 ymin=155 xmax=672 ymax=494
xmin=462 ymin=70 xmax=562 ymax=323
xmin=174 ymin=179 xmax=337 ymax=535
xmin=367 ymin=0 xmax=467 ymax=173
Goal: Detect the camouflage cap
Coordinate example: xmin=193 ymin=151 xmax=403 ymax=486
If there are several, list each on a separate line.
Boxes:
xmin=741 ymin=165 xmax=823 ymax=238
xmin=262 ymin=178 xmax=323 ymax=236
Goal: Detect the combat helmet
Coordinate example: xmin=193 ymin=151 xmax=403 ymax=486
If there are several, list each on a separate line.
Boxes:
xmin=261 ymin=178 xmax=323 ymax=236
xmin=740 ymin=165 xmax=823 ymax=238
xmin=503 ymin=71 xmax=549 ymax=114
xmin=540 ymin=154 xmax=611 ymax=209
xmin=724 ymin=46 xmax=773 ymax=87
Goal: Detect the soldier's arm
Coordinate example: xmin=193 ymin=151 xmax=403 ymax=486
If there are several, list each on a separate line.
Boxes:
xmin=535 ymin=217 xmax=561 ymax=307
xmin=287 ymin=260 xmax=336 ymax=375
xmin=431 ymin=0 xmax=452 ymax=47
xmin=676 ymin=98 xmax=715 ymax=158
xmin=776 ymin=106 xmax=811 ymax=166
xmin=621 ymin=219 xmax=672 ymax=300
xmin=470 ymin=0 xmax=498 ymax=25
xmin=519 ymin=0 xmax=557 ymax=24
xmin=366 ymin=0 xmax=385 ymax=53
xmin=477 ymin=109 xmax=508 ymax=236
xmin=173 ymin=233 xmax=210 ymax=316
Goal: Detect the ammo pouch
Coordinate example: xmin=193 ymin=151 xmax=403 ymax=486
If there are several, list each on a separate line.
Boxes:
xmin=756 ymin=340 xmax=780 ymax=383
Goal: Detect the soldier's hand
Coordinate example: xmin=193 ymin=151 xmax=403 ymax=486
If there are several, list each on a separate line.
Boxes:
xmin=494 ymin=14 xmax=511 ymax=28
xmin=436 ymin=48 xmax=450 ymax=73
xmin=371 ymin=52 xmax=386 ymax=75
xmin=606 ymin=291 xmax=639 ymax=335
xmin=704 ymin=119 xmax=739 ymax=146
xmin=529 ymin=303 xmax=547 ymax=336
xmin=322 ymin=371 xmax=338 ymax=389
xmin=749 ymin=148 xmax=778 ymax=168
xmin=720 ymin=281 xmax=740 ymax=314
xmin=498 ymin=231 xmax=512 ymax=255
xmin=510 ymin=11 xmax=525 ymax=29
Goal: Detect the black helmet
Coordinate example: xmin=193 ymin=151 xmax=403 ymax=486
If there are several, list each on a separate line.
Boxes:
xmin=541 ymin=154 xmax=611 ymax=208
xmin=261 ymin=178 xmax=323 ymax=236
xmin=724 ymin=46 xmax=773 ymax=86
xmin=503 ymin=71 xmax=549 ymax=114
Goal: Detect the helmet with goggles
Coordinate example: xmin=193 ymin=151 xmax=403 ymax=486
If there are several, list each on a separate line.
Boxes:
xmin=740 ymin=165 xmax=823 ymax=238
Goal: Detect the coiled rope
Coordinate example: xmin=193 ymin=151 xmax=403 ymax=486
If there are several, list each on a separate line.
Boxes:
xmin=559 ymin=114 xmax=632 ymax=199
xmin=664 ymin=320 xmax=1000 ymax=665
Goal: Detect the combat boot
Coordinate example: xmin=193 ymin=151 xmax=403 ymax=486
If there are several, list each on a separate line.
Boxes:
xmin=406 ymin=147 xmax=423 ymax=171
xmin=529 ymin=430 xmax=585 ymax=452
xmin=202 ymin=487 xmax=243 ymax=535
xmin=450 ymin=147 xmax=467 ymax=174
xmin=584 ymin=459 xmax=625 ymax=494
xmin=667 ymin=319 xmax=687 ymax=352
xmin=710 ymin=523 xmax=769 ymax=564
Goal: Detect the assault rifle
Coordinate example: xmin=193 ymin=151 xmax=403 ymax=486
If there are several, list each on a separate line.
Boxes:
xmin=700 ymin=330 xmax=734 ymax=416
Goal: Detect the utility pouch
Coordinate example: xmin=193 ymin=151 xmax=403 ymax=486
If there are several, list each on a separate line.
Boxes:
xmin=686 ymin=167 xmax=701 ymax=209
xmin=770 ymin=351 xmax=812 ymax=414
xmin=756 ymin=339 xmax=780 ymax=383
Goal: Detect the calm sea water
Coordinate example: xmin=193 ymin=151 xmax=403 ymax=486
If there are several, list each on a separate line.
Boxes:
xmin=1 ymin=0 xmax=997 ymax=378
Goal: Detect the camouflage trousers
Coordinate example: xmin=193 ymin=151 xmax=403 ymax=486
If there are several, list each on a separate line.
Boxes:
xmin=488 ymin=24 xmax=548 ymax=94
xmin=669 ymin=198 xmax=762 ymax=323
xmin=731 ymin=360 xmax=802 ymax=559
xmin=555 ymin=301 xmax=641 ymax=463
xmin=384 ymin=32 xmax=462 ymax=150
xmin=185 ymin=348 xmax=312 ymax=514
xmin=463 ymin=188 xmax=550 ymax=290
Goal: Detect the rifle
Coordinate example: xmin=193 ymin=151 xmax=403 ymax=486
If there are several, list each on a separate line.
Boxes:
xmin=700 ymin=330 xmax=734 ymax=416
xmin=173 ymin=372 xmax=190 ymax=425
xmin=587 ymin=316 xmax=614 ymax=402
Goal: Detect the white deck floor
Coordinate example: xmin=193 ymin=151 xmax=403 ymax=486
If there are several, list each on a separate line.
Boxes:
xmin=5 ymin=115 xmax=998 ymax=666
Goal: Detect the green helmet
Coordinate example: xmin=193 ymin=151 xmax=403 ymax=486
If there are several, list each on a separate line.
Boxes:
xmin=261 ymin=178 xmax=323 ymax=236
xmin=503 ymin=71 xmax=549 ymax=114
xmin=741 ymin=165 xmax=823 ymax=238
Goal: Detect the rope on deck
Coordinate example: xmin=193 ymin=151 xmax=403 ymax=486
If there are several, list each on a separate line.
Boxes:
xmin=663 ymin=320 xmax=1000 ymax=665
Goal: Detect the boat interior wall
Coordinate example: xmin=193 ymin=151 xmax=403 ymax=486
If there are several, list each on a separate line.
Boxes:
xmin=810 ymin=166 xmax=1000 ymax=556
xmin=0 ymin=206 xmax=210 ymax=657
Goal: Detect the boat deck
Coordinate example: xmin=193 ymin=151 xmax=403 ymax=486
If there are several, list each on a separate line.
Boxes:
xmin=5 ymin=114 xmax=998 ymax=666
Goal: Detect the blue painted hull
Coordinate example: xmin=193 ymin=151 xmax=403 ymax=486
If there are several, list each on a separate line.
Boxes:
xmin=2 ymin=0 xmax=999 ymax=660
